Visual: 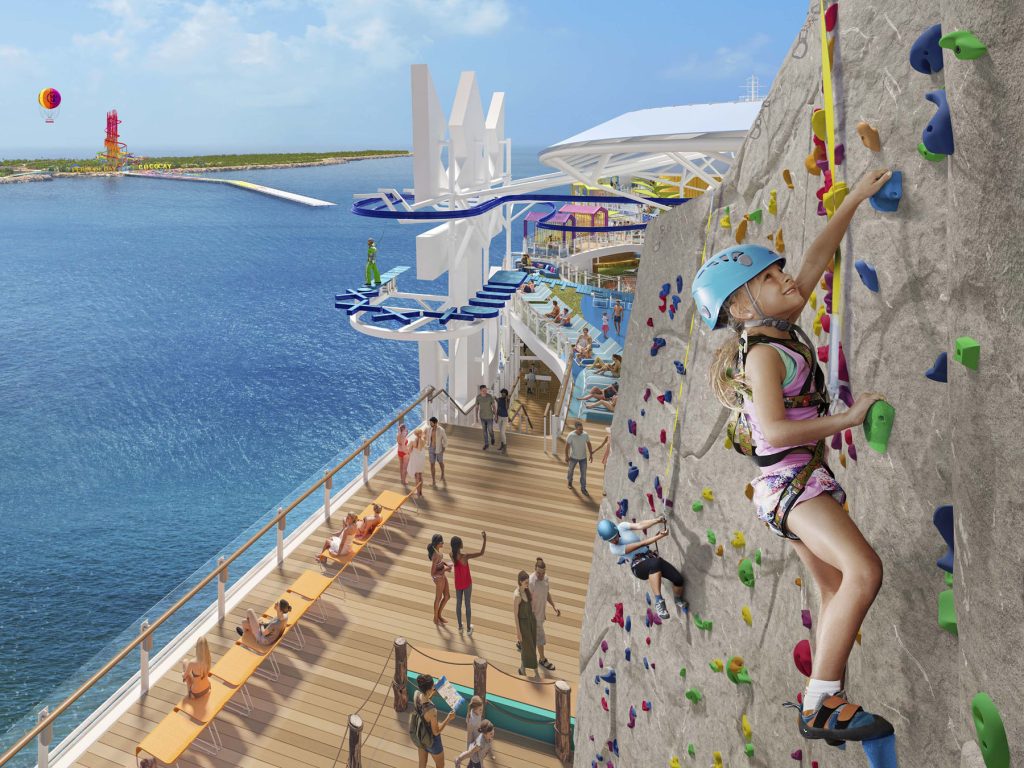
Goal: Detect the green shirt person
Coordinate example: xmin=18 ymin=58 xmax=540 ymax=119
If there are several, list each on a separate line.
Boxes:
xmin=366 ymin=238 xmax=381 ymax=286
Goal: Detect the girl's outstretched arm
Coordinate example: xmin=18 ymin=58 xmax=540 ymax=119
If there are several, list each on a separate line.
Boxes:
xmin=791 ymin=168 xmax=891 ymax=304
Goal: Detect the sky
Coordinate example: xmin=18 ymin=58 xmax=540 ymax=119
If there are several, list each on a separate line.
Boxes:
xmin=0 ymin=0 xmax=811 ymax=158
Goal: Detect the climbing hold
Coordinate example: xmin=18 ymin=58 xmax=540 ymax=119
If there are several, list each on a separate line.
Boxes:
xmin=745 ymin=744 xmax=755 ymax=758
xmin=599 ymin=669 xmax=616 ymax=684
xmin=938 ymin=588 xmax=958 ymax=635
xmin=820 ymin=313 xmax=831 ymax=334
xmin=670 ymin=757 xmax=681 ymax=768
xmin=625 ymin=615 xmax=632 ymax=633
xmin=712 ymin=752 xmax=723 ymax=768
xmin=848 ymin=443 xmax=858 ymax=461
xmin=643 ymin=388 xmax=651 ymax=402
xmin=742 ymin=714 xmax=752 ymax=741
xmin=659 ymin=429 xmax=667 ymax=445
xmin=674 ymin=360 xmax=687 ymax=375
xmin=645 ymin=316 xmax=653 ymax=328
xmin=709 ymin=659 xmax=724 ymax=673
xmin=939 ymin=30 xmax=988 ymax=61
xmin=839 ymin=453 xmax=848 ymax=469
xmin=855 ymin=260 xmax=879 ymax=292
xmin=719 ymin=207 xmax=732 ymax=230
xmin=955 ymin=336 xmax=980 ymax=370
xmin=804 ymin=151 xmax=822 ymax=176
xmin=738 ymin=558 xmax=755 ymax=588
xmin=791 ymin=749 xmax=803 ymax=760
xmin=923 ymin=89 xmax=954 ymax=155
xmin=933 ymin=504 xmax=954 ymax=573
xmin=730 ymin=531 xmax=746 ymax=549
xmin=627 ymin=463 xmax=639 ymax=483
xmin=856 ymin=120 xmax=881 ymax=152
xmin=706 ymin=529 xmax=717 ymax=546
xmin=641 ymin=700 xmax=651 ymax=712
xmin=646 ymin=608 xmax=661 ymax=627
xmin=625 ymin=647 xmax=632 ymax=661
xmin=627 ymin=419 xmax=636 ymax=435
xmin=746 ymin=208 xmax=763 ymax=224
xmin=753 ymin=548 xmax=762 ymax=565
xmin=692 ymin=500 xmax=704 ymax=513
xmin=687 ymin=744 xmax=695 ymax=758
xmin=650 ymin=337 xmax=667 ymax=356
xmin=823 ymin=181 xmax=849 ymax=216
xmin=834 ymin=143 xmax=845 ymax=166
xmin=727 ymin=656 xmax=752 ymax=685
xmin=824 ymin=2 xmax=838 ymax=32
xmin=811 ymin=108 xmax=826 ymax=141
xmin=918 ymin=142 xmax=946 ymax=162
xmin=679 ymin=666 xmax=686 ymax=679
xmin=782 ymin=168 xmax=794 ymax=189
xmin=768 ymin=189 xmax=777 ymax=215
xmin=831 ymin=432 xmax=843 ymax=451
xmin=662 ymin=389 xmax=673 ymax=404
xmin=685 ymin=687 xmax=702 ymax=703
xmin=601 ymin=696 xmax=608 ymax=711
xmin=741 ymin=605 xmax=753 ymax=626
xmin=735 ymin=217 xmax=748 ymax=244
xmin=702 ymin=487 xmax=714 ymax=501
xmin=863 ymin=400 xmax=896 ymax=454
xmin=643 ymin=656 xmax=650 ymax=669
xmin=870 ymin=170 xmax=903 ymax=213
xmin=926 ymin=352 xmax=948 ymax=382
xmin=654 ymin=476 xmax=663 ymax=499
xmin=774 ymin=228 xmax=785 ymax=253
xmin=610 ymin=603 xmax=624 ymax=628
xmin=795 ymin=577 xmax=802 ymax=587
xmin=615 ymin=499 xmax=628 ymax=519
xmin=744 ymin=483 xmax=754 ymax=501
xmin=693 ymin=613 xmax=713 ymax=631
xmin=793 ymin=639 xmax=813 ymax=677
xmin=638 ymin=446 xmax=649 ymax=460
xmin=627 ymin=706 xmax=636 ymax=729
xmin=715 ymin=544 xmax=724 ymax=557
xmin=802 ymin=609 xmax=813 ymax=630
xmin=909 ymin=23 xmax=944 ymax=74
xmin=971 ymin=692 xmax=1010 ymax=768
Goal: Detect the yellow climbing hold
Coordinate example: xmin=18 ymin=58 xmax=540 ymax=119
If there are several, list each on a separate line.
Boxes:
xmin=730 ymin=530 xmax=746 ymax=549
xmin=809 ymin=290 xmax=817 ymax=310
xmin=713 ymin=751 xmax=724 ymax=768
xmin=670 ymin=758 xmax=681 ymax=768
xmin=823 ymin=181 xmax=849 ymax=216
xmin=719 ymin=207 xmax=731 ymax=230
xmin=710 ymin=658 xmax=724 ymax=672
xmin=744 ymin=483 xmax=754 ymax=501
xmin=813 ymin=319 xmax=822 ymax=336
xmin=768 ymin=189 xmax=777 ymax=215
xmin=782 ymin=168 xmax=794 ymax=189
xmin=742 ymin=714 xmax=752 ymax=741
xmin=702 ymin=487 xmax=714 ymax=501
xmin=811 ymin=109 xmax=827 ymax=141
xmin=856 ymin=630 xmax=863 ymax=645
xmin=795 ymin=577 xmax=803 ymax=587
xmin=774 ymin=227 xmax=785 ymax=253
xmin=715 ymin=544 xmax=724 ymax=557
xmin=724 ymin=435 xmax=733 ymax=449
xmin=843 ymin=500 xmax=851 ymax=513
xmin=735 ymin=217 xmax=748 ymax=244
xmin=840 ymin=453 xmax=848 ymax=468
xmin=741 ymin=605 xmax=753 ymax=626
xmin=816 ymin=304 xmax=827 ymax=321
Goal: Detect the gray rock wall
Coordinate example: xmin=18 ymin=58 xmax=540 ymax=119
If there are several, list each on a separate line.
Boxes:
xmin=576 ymin=3 xmax=1023 ymax=766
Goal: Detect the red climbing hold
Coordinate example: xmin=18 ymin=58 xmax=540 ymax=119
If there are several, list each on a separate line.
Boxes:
xmin=611 ymin=603 xmax=625 ymax=628
xmin=646 ymin=317 xmax=654 ymax=327
xmin=791 ymin=749 xmax=803 ymax=760
xmin=793 ymin=639 xmax=813 ymax=677
xmin=656 ymin=393 xmax=665 ymax=404
xmin=643 ymin=388 xmax=651 ymax=402
xmin=821 ymin=313 xmax=831 ymax=333
xmin=660 ymin=429 xmax=667 ymax=444
xmin=844 ymin=429 xmax=853 ymax=446
xmin=601 ymin=696 xmax=609 ymax=711
xmin=825 ymin=3 xmax=838 ymax=32
xmin=647 ymin=493 xmax=656 ymax=512
xmin=601 ymin=640 xmax=609 ymax=653
xmin=642 ymin=700 xmax=651 ymax=712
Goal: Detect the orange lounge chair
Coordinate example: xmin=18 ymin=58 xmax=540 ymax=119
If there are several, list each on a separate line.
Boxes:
xmin=136 ymin=710 xmax=212 ymax=765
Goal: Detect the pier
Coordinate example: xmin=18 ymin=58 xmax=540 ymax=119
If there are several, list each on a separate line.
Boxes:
xmin=123 ymin=171 xmax=336 ymax=207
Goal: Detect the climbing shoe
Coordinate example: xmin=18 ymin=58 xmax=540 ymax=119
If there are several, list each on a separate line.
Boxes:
xmin=786 ymin=693 xmax=894 ymax=743
xmin=654 ymin=597 xmax=671 ymax=621
xmin=674 ymin=596 xmax=689 ymax=614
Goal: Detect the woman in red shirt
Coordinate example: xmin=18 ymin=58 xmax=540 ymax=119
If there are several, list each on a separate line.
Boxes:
xmin=450 ymin=532 xmax=487 ymax=635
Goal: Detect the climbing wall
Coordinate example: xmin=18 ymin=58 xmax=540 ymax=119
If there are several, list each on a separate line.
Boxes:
xmin=576 ymin=2 xmax=1023 ymax=767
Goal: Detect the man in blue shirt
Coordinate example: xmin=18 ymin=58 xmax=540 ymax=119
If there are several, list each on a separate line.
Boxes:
xmin=598 ymin=517 xmax=687 ymax=620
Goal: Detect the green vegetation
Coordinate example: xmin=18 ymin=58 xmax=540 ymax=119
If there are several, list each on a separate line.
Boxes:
xmin=548 ymin=284 xmax=583 ymax=317
xmin=0 ymin=149 xmax=409 ymax=174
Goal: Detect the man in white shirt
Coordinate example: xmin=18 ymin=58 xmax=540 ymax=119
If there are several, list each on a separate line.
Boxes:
xmin=564 ymin=421 xmax=594 ymax=495
xmin=529 ymin=558 xmax=561 ymax=671
xmin=427 ymin=417 xmax=448 ymax=484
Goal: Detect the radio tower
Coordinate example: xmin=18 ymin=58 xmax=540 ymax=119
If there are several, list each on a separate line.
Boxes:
xmin=740 ymin=75 xmax=762 ymax=102
xmin=97 ymin=110 xmax=135 ymax=171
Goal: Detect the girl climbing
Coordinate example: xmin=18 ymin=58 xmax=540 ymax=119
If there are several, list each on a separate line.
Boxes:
xmin=690 ymin=168 xmax=894 ymax=745
xmin=597 ymin=516 xmax=687 ymax=620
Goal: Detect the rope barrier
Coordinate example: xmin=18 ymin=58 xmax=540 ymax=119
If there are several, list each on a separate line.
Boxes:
xmin=407 ymin=642 xmax=476 ymax=666
xmin=328 ymin=648 xmax=395 ymax=768
xmin=485 ymin=661 xmax=559 ymax=684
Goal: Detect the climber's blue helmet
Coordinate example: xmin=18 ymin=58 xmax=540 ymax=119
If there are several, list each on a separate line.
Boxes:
xmin=691 ymin=245 xmax=786 ymax=330
xmin=597 ymin=519 xmax=619 ymax=541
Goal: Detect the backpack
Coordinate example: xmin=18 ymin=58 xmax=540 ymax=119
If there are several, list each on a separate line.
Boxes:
xmin=409 ymin=700 xmax=435 ymax=750
xmin=726 ymin=331 xmax=830 ymax=467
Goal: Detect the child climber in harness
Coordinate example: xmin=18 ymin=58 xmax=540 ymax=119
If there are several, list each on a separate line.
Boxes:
xmin=690 ymin=169 xmax=894 ymax=746
xmin=597 ymin=517 xmax=687 ymax=621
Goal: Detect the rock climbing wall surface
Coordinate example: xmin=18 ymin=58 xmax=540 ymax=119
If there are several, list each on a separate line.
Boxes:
xmin=576 ymin=2 xmax=1023 ymax=767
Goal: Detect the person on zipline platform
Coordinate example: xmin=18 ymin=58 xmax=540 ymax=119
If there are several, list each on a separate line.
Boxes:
xmin=365 ymin=237 xmax=381 ymax=286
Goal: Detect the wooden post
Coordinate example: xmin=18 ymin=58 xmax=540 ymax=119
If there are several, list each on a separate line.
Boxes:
xmin=347 ymin=714 xmax=363 ymax=768
xmin=554 ymin=680 xmax=572 ymax=764
xmin=473 ymin=658 xmax=487 ymax=704
xmin=323 ymin=472 xmax=333 ymax=523
xmin=393 ymin=637 xmax=409 ymax=712
xmin=276 ymin=510 xmax=286 ymax=566
xmin=217 ymin=557 xmax=228 ymax=623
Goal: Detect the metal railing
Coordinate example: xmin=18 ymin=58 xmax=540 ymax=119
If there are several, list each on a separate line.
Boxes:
xmin=522 ymin=229 xmax=645 ymax=261
xmin=0 ymin=389 xmax=435 ymax=768
xmin=557 ymin=262 xmax=637 ymax=295
xmin=511 ymin=294 xmax=573 ymax=364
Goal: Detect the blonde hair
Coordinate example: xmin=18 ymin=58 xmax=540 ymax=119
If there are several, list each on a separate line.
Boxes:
xmin=193 ymin=637 xmax=211 ymax=678
xmin=469 ymin=695 xmax=484 ymax=714
xmin=707 ymin=293 xmax=749 ymax=409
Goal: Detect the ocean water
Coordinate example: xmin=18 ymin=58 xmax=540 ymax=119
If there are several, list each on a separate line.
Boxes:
xmin=0 ymin=149 xmax=550 ymax=757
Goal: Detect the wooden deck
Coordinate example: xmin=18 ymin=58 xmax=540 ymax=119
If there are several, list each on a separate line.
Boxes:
xmin=74 ymin=426 xmax=601 ymax=768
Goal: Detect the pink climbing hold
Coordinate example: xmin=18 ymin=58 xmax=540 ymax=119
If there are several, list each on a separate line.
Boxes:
xmin=791 ymin=749 xmax=803 ymax=760
xmin=643 ymin=388 xmax=651 ymax=402
xmin=646 ymin=636 xmax=651 ymax=645
xmin=642 ymin=700 xmax=651 ymax=712
xmin=848 ymin=443 xmax=858 ymax=461
xmin=601 ymin=696 xmax=609 ymax=711
xmin=831 ymin=432 xmax=843 ymax=450
xmin=821 ymin=313 xmax=831 ymax=333
xmin=611 ymin=603 xmax=625 ymax=628
xmin=793 ymin=639 xmax=813 ymax=677
xmin=646 ymin=493 xmax=655 ymax=512
xmin=646 ymin=607 xmax=662 ymax=626
xmin=802 ymin=609 xmax=812 ymax=630
xmin=844 ymin=428 xmax=853 ymax=446
xmin=660 ymin=429 xmax=667 ymax=444
xmin=824 ymin=2 xmax=838 ymax=31
xmin=601 ymin=639 xmax=609 ymax=653
xmin=627 ymin=706 xmax=637 ymax=729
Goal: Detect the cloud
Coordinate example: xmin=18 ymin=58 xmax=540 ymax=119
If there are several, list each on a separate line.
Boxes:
xmin=661 ymin=33 xmax=773 ymax=82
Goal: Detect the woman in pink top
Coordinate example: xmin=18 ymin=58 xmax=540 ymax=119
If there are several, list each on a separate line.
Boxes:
xmin=450 ymin=532 xmax=487 ymax=635
xmin=396 ymin=424 xmax=410 ymax=485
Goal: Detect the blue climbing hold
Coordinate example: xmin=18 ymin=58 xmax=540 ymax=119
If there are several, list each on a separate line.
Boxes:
xmin=654 ymin=476 xmax=663 ymax=498
xmin=643 ymin=656 xmax=650 ymax=670
xmin=628 ymin=463 xmax=639 ymax=482
xmin=855 ymin=260 xmax=879 ymax=292
xmin=599 ymin=669 xmax=617 ymax=684
xmin=676 ymin=275 xmax=684 ymax=293
xmin=674 ymin=360 xmax=687 ymax=375
xmin=638 ymin=446 xmax=650 ymax=460
xmin=909 ymin=23 xmax=944 ymax=74
xmin=625 ymin=616 xmax=632 ymax=633
xmin=611 ymin=739 xmax=619 ymax=756
xmin=616 ymin=499 xmax=628 ymax=518
xmin=925 ymin=352 xmax=948 ymax=382
xmin=659 ymin=283 xmax=672 ymax=298
xmin=933 ymin=504 xmax=954 ymax=573
xmin=625 ymin=647 xmax=631 ymax=661
xmin=662 ymin=390 xmax=672 ymax=404
xmin=640 ymin=409 xmax=646 ymax=417
xmin=651 ymin=337 xmax=667 ymax=356
xmin=628 ymin=419 xmax=637 ymax=435
xmin=870 ymin=170 xmax=903 ymax=213
xmin=922 ymin=89 xmax=954 ymax=156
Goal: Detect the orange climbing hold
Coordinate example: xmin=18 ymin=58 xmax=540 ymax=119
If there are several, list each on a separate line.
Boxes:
xmin=795 ymin=577 xmax=803 ymax=587
xmin=774 ymin=228 xmax=785 ymax=253
xmin=715 ymin=544 xmax=724 ymax=557
xmin=804 ymin=151 xmax=822 ymax=176
xmin=744 ymin=483 xmax=754 ymax=501
xmin=840 ymin=453 xmax=848 ymax=468
xmin=735 ymin=218 xmax=748 ymax=244
xmin=857 ymin=121 xmax=881 ymax=151
xmin=782 ymin=168 xmax=794 ymax=189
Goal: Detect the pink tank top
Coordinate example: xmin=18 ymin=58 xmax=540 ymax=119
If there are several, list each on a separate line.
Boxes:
xmin=741 ymin=342 xmax=823 ymax=473
xmin=453 ymin=557 xmax=472 ymax=590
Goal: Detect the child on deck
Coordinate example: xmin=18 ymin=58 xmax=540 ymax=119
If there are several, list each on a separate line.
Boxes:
xmin=690 ymin=168 xmax=894 ymax=745
xmin=454 ymin=719 xmax=495 ymax=768
xmin=601 ymin=312 xmax=610 ymax=339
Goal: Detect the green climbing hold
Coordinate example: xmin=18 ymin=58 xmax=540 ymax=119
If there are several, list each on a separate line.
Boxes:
xmin=688 ymin=743 xmax=696 ymax=758
xmin=945 ymin=571 xmax=954 ymax=586
xmin=938 ymin=588 xmax=958 ymax=635
xmin=745 ymin=743 xmax=755 ymax=758
xmin=685 ymin=687 xmax=702 ymax=703
xmin=726 ymin=656 xmax=752 ymax=685
xmin=738 ymin=558 xmax=755 ymax=588
xmin=863 ymin=400 xmax=896 ymax=454
xmin=693 ymin=613 xmax=713 ymax=631
xmin=939 ymin=30 xmax=988 ymax=60
xmin=679 ymin=666 xmax=687 ymax=679
xmin=747 ymin=208 xmax=763 ymax=224
xmin=971 ymin=692 xmax=1010 ymax=768
xmin=706 ymin=529 xmax=717 ymax=545
xmin=753 ymin=548 xmax=762 ymax=565
xmin=918 ymin=141 xmax=946 ymax=162
xmin=692 ymin=500 xmax=704 ymax=512
xmin=955 ymin=336 xmax=981 ymax=370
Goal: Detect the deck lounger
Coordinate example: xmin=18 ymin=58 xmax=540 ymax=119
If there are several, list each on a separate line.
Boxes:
xmin=209 ymin=644 xmax=263 ymax=714
xmin=287 ymin=570 xmax=335 ymax=612
xmin=373 ymin=489 xmax=416 ymax=524
xmin=137 ymin=710 xmax=211 ymax=766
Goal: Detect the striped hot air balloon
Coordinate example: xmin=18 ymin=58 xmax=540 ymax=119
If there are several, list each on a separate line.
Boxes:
xmin=38 ymin=87 xmax=62 ymax=123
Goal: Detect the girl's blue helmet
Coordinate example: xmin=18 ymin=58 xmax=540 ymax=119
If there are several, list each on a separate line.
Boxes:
xmin=691 ymin=245 xmax=786 ymax=329
xmin=597 ymin=519 xmax=619 ymax=541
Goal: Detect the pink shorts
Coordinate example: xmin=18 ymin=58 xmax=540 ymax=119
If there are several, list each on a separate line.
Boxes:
xmin=751 ymin=465 xmax=846 ymax=537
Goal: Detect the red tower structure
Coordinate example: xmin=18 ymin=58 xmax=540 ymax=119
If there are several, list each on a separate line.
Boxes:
xmin=97 ymin=109 xmax=136 ymax=171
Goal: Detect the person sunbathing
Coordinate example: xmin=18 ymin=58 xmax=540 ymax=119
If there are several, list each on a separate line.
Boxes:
xmin=580 ymin=382 xmax=619 ymax=403
xmin=556 ymin=308 xmax=574 ymax=327
xmin=573 ymin=329 xmax=593 ymax=363
xmin=316 ymin=513 xmax=359 ymax=562
xmin=354 ymin=504 xmax=384 ymax=541
xmin=236 ymin=599 xmax=291 ymax=645
xmin=544 ymin=300 xmax=561 ymax=320
xmin=589 ymin=353 xmax=622 ymax=376
xmin=586 ymin=393 xmax=618 ymax=412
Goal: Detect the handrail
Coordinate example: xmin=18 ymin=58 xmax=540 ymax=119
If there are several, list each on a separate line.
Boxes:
xmin=0 ymin=388 xmax=434 ymax=768
xmin=509 ymin=402 xmax=534 ymax=431
xmin=427 ymin=387 xmax=475 ymax=417
xmin=553 ymin=361 xmax=575 ymax=425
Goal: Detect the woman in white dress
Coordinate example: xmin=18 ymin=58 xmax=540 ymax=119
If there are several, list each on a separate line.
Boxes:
xmin=407 ymin=428 xmax=427 ymax=497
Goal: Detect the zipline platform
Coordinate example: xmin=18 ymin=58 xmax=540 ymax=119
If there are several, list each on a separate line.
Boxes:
xmin=72 ymin=426 xmax=600 ymax=768
xmin=124 ymin=172 xmax=336 ymax=207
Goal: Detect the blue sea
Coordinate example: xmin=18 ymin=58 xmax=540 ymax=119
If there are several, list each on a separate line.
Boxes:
xmin=0 ymin=149 xmax=550 ymax=758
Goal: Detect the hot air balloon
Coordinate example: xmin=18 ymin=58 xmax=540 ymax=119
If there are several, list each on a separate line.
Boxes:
xmin=38 ymin=88 xmax=62 ymax=124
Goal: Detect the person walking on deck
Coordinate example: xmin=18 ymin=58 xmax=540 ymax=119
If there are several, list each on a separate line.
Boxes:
xmin=526 ymin=364 xmax=537 ymax=395
xmin=495 ymin=388 xmax=510 ymax=453
xmin=452 ymin=532 xmax=486 ymax=635
xmin=427 ymin=417 xmax=447 ymax=485
xmin=365 ymin=238 xmax=381 ymax=286
xmin=513 ymin=570 xmax=539 ymax=676
xmin=565 ymin=420 xmax=594 ymax=495
xmin=474 ymin=385 xmax=496 ymax=450
xmin=529 ymin=558 xmax=561 ymax=671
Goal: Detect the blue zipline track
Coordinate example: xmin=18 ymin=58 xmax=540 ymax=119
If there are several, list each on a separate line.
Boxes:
xmin=352 ymin=192 xmax=690 ymax=232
